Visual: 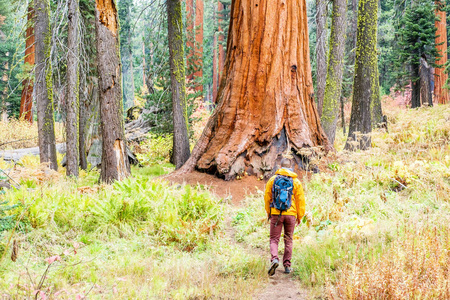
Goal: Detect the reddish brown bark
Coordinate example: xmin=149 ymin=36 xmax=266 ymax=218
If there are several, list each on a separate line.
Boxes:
xmin=20 ymin=4 xmax=35 ymax=123
xmin=186 ymin=0 xmax=203 ymax=92
xmin=212 ymin=33 xmax=218 ymax=102
xmin=194 ymin=0 xmax=203 ymax=92
xmin=435 ymin=2 xmax=449 ymax=104
xmin=177 ymin=0 xmax=330 ymax=180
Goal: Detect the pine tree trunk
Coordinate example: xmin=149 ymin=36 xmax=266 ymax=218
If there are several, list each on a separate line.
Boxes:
xmin=345 ymin=0 xmax=378 ymax=151
xmin=371 ymin=66 xmax=383 ymax=125
xmin=95 ymin=0 xmax=130 ymax=183
xmin=118 ymin=0 xmax=135 ymax=109
xmin=177 ymin=0 xmax=330 ymax=180
xmin=20 ymin=3 xmax=34 ymax=123
xmin=434 ymin=1 xmax=449 ymax=104
xmin=411 ymin=61 xmax=421 ymax=108
xmin=315 ymin=0 xmax=327 ymax=117
xmin=35 ymin=0 xmax=57 ymax=170
xmin=167 ymin=0 xmax=191 ymax=168
xmin=66 ymin=0 xmax=80 ymax=177
xmin=321 ymin=0 xmax=347 ymax=145
xmin=420 ymin=56 xmax=433 ymax=107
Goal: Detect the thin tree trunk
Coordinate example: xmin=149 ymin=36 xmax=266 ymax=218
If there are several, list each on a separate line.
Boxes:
xmin=345 ymin=0 xmax=378 ymax=151
xmin=420 ymin=56 xmax=433 ymax=107
xmin=20 ymin=3 xmax=34 ymax=123
xmin=177 ymin=0 xmax=330 ymax=180
xmin=315 ymin=0 xmax=327 ymax=117
xmin=35 ymin=0 xmax=57 ymax=170
xmin=95 ymin=0 xmax=130 ymax=183
xmin=118 ymin=0 xmax=135 ymax=109
xmin=411 ymin=61 xmax=421 ymax=108
xmin=66 ymin=0 xmax=80 ymax=177
xmin=320 ymin=0 xmax=347 ymax=145
xmin=194 ymin=0 xmax=204 ymax=92
xmin=434 ymin=1 xmax=449 ymax=104
xmin=217 ymin=1 xmax=225 ymax=76
xmin=167 ymin=0 xmax=191 ymax=169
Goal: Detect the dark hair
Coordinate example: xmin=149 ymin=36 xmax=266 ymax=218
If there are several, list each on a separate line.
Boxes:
xmin=280 ymin=158 xmax=292 ymax=168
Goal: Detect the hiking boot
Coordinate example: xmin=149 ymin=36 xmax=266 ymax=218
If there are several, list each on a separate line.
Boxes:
xmin=268 ymin=259 xmax=279 ymax=276
xmin=284 ymin=266 xmax=292 ymax=274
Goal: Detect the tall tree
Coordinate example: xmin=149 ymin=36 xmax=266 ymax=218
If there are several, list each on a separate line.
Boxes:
xmin=315 ymin=0 xmax=327 ymax=117
xmin=194 ymin=0 xmax=204 ymax=92
xmin=35 ymin=0 xmax=57 ymax=170
xmin=167 ymin=0 xmax=191 ymax=168
xmin=345 ymin=0 xmax=379 ymax=151
xmin=66 ymin=0 xmax=80 ymax=177
xmin=95 ymin=0 xmax=131 ymax=182
xmin=434 ymin=0 xmax=449 ymax=104
xmin=20 ymin=3 xmax=34 ymax=123
xmin=118 ymin=0 xmax=135 ymax=109
xmin=396 ymin=2 xmax=437 ymax=108
xmin=320 ymin=0 xmax=347 ymax=144
xmin=186 ymin=0 xmax=204 ymax=92
xmin=177 ymin=0 xmax=330 ymax=180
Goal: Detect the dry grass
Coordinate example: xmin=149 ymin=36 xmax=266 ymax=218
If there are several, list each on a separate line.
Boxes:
xmin=0 ymin=120 xmax=65 ymax=150
xmin=328 ymin=225 xmax=450 ymax=299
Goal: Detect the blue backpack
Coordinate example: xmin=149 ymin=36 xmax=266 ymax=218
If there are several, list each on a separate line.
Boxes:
xmin=271 ymin=174 xmax=294 ymax=222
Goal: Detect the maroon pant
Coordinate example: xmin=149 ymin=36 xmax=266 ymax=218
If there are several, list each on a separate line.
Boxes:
xmin=270 ymin=215 xmax=296 ymax=267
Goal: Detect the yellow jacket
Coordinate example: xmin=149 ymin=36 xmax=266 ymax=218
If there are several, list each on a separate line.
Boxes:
xmin=264 ymin=168 xmax=305 ymax=220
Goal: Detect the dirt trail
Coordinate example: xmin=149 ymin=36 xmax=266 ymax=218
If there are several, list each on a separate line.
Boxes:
xmin=256 ymin=270 xmax=308 ymax=300
xmin=165 ymin=172 xmax=309 ymax=300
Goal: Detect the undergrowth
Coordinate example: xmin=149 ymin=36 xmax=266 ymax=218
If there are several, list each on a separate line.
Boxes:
xmin=233 ymin=105 xmax=450 ymax=297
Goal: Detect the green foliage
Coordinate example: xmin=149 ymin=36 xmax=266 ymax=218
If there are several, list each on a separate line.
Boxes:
xmin=393 ymin=0 xmax=438 ymax=88
xmin=0 ymin=2 xmax=25 ymax=117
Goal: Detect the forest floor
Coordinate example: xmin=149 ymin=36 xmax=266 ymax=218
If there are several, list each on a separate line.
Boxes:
xmin=1 ymin=101 xmax=450 ymax=299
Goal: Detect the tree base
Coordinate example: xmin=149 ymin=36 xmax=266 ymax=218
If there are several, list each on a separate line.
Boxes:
xmin=196 ymin=128 xmax=322 ymax=180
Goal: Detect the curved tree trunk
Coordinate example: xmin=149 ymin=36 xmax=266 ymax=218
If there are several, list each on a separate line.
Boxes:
xmin=20 ymin=3 xmax=34 ymax=123
xmin=66 ymin=0 xmax=80 ymax=177
xmin=178 ymin=0 xmax=330 ymax=180
xmin=95 ymin=0 xmax=130 ymax=183
xmin=434 ymin=1 xmax=449 ymax=105
xmin=167 ymin=0 xmax=191 ymax=169
xmin=344 ymin=0 xmax=378 ymax=151
xmin=320 ymin=0 xmax=347 ymax=145
xmin=35 ymin=0 xmax=57 ymax=170
xmin=315 ymin=0 xmax=327 ymax=117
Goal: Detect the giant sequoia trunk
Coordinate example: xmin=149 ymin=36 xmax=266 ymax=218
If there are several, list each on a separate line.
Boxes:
xmin=95 ymin=0 xmax=130 ymax=183
xmin=167 ymin=0 xmax=191 ymax=168
xmin=315 ymin=0 xmax=327 ymax=117
xmin=434 ymin=1 xmax=449 ymax=105
xmin=320 ymin=0 xmax=347 ymax=144
xmin=345 ymin=0 xmax=378 ymax=151
xmin=66 ymin=0 xmax=80 ymax=177
xmin=177 ymin=0 xmax=330 ymax=180
xmin=118 ymin=0 xmax=135 ymax=109
xmin=20 ymin=4 xmax=34 ymax=123
xmin=35 ymin=0 xmax=57 ymax=170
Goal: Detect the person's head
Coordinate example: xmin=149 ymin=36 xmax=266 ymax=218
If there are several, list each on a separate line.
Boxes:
xmin=280 ymin=158 xmax=292 ymax=168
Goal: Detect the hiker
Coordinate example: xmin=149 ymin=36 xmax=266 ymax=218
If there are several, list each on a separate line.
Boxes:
xmin=264 ymin=158 xmax=305 ymax=276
